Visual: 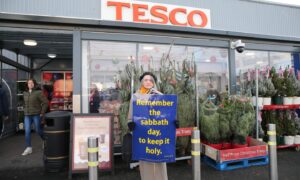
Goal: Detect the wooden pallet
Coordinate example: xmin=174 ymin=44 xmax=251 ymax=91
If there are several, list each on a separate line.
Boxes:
xmin=203 ymin=155 xmax=269 ymax=171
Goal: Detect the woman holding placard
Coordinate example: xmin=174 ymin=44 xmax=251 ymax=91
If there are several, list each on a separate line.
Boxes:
xmin=127 ymin=72 xmax=168 ymax=180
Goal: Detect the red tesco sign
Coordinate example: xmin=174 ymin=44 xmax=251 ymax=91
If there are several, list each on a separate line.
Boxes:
xmin=101 ymin=0 xmax=211 ymax=29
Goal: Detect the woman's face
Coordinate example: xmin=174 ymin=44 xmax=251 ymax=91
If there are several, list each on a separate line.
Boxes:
xmin=90 ymin=85 xmax=97 ymax=93
xmin=142 ymin=75 xmax=154 ymax=89
xmin=27 ymin=80 xmax=35 ymax=90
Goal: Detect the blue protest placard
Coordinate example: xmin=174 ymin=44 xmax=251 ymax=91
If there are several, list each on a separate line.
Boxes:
xmin=132 ymin=94 xmax=177 ymax=163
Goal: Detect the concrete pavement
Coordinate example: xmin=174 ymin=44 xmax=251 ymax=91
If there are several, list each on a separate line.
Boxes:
xmin=1 ymin=133 xmax=300 ymax=180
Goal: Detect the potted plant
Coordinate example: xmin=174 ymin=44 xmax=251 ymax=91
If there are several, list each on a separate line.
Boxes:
xmin=262 ymin=77 xmax=276 ymax=105
xmin=283 ymin=110 xmax=297 ymax=145
xmin=291 ymin=111 xmax=300 ymax=144
xmin=251 ymin=78 xmax=266 ymax=108
xmin=289 ymin=68 xmax=300 ymax=105
xmin=283 ymin=67 xmax=296 ymax=105
xmin=261 ymin=110 xmax=285 ymax=145
xmin=293 ymin=79 xmax=300 ymax=105
xmin=270 ymin=67 xmax=284 ymax=105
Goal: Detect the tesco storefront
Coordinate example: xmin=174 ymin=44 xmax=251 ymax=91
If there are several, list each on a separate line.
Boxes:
xmin=0 ymin=0 xmax=300 ymax=146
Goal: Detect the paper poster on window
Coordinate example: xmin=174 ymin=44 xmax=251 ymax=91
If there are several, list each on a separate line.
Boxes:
xmin=71 ymin=114 xmax=113 ymax=171
xmin=132 ymin=94 xmax=177 ymax=163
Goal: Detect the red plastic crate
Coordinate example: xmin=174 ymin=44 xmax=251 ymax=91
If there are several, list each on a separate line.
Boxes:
xmin=202 ymin=137 xmax=268 ymax=163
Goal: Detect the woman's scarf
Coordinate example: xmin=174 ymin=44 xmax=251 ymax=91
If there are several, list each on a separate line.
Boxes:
xmin=139 ymin=86 xmax=150 ymax=94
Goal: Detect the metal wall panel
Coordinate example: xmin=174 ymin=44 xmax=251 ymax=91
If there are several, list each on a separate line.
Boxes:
xmin=1 ymin=0 xmax=300 ymax=38
xmin=0 ymin=0 xmax=101 ymax=19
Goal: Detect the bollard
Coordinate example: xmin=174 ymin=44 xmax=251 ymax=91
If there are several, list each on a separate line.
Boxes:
xmin=88 ymin=137 xmax=99 ymax=180
xmin=268 ymin=124 xmax=278 ymax=180
xmin=191 ymin=129 xmax=201 ymax=180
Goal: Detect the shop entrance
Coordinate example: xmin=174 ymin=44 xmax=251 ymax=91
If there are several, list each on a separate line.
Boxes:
xmin=0 ymin=29 xmax=73 ymax=138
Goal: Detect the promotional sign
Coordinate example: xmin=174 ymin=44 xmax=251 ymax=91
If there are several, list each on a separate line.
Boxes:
xmin=101 ymin=0 xmax=211 ymax=29
xmin=70 ymin=114 xmax=113 ymax=172
xmin=132 ymin=94 xmax=177 ymax=163
xmin=41 ymin=71 xmax=73 ymax=111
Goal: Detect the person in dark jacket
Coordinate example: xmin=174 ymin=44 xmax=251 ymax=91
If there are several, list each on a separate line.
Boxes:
xmin=22 ymin=79 xmax=48 ymax=156
xmin=0 ymin=84 xmax=9 ymax=135
xmin=89 ymin=84 xmax=100 ymax=113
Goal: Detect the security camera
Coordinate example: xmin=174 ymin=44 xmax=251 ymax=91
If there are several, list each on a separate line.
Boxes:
xmin=231 ymin=40 xmax=245 ymax=53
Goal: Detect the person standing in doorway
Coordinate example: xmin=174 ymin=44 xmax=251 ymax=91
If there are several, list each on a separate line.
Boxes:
xmin=22 ymin=79 xmax=48 ymax=156
xmin=0 ymin=84 xmax=9 ymax=136
xmin=127 ymin=72 xmax=168 ymax=180
xmin=89 ymin=84 xmax=100 ymax=113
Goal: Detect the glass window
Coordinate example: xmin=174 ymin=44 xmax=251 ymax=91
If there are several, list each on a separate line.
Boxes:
xmin=138 ymin=44 xmax=229 ymax=98
xmin=235 ymin=50 xmax=293 ymax=95
xmin=18 ymin=70 xmax=29 ymax=81
xmin=2 ymin=49 xmax=17 ymax=62
xmin=17 ymin=54 xmax=30 ymax=67
xmin=1 ymin=63 xmax=17 ymax=134
xmin=195 ymin=47 xmax=229 ymax=100
xmin=27 ymin=58 xmax=31 ymax=68
xmin=269 ymin=52 xmax=292 ymax=69
xmin=82 ymin=40 xmax=229 ymax=145
xmin=236 ymin=50 xmax=269 ymax=73
xmin=82 ymin=41 xmax=137 ymax=114
xmin=83 ymin=42 xmax=229 ymax=111
xmin=18 ymin=54 xmax=24 ymax=65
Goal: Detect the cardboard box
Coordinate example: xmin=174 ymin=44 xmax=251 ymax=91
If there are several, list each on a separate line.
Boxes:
xmin=202 ymin=138 xmax=268 ymax=163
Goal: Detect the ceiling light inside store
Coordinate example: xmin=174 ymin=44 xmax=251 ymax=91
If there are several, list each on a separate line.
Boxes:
xmin=256 ymin=61 xmax=263 ymax=65
xmin=205 ymin=59 xmax=211 ymax=62
xmin=128 ymin=56 xmax=135 ymax=60
xmin=24 ymin=39 xmax=37 ymax=46
xmin=245 ymin=52 xmax=255 ymax=56
xmin=143 ymin=46 xmax=154 ymax=50
xmin=48 ymin=54 xmax=57 ymax=58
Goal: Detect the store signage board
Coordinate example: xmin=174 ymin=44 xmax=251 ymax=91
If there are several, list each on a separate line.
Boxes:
xmin=69 ymin=114 xmax=114 ymax=178
xmin=101 ymin=0 xmax=211 ymax=29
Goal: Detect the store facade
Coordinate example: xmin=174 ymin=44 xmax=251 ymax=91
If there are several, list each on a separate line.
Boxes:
xmin=1 ymin=0 xmax=300 ymax=143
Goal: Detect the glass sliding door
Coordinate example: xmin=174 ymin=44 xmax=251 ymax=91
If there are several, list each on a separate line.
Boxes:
xmin=1 ymin=63 xmax=17 ymax=136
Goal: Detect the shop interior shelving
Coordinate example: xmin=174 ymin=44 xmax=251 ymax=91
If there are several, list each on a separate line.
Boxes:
xmin=276 ymin=144 xmax=300 ymax=151
xmin=262 ymin=104 xmax=300 ymax=110
xmin=262 ymin=104 xmax=300 ymax=151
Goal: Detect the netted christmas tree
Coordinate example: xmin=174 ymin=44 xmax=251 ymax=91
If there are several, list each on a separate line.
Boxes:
xmin=231 ymin=97 xmax=255 ymax=144
xmin=117 ymin=62 xmax=144 ymax=139
xmin=283 ymin=67 xmax=296 ymax=97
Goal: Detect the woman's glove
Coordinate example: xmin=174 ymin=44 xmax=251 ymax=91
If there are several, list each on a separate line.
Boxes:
xmin=128 ymin=121 xmax=136 ymax=131
xmin=174 ymin=120 xmax=179 ymax=128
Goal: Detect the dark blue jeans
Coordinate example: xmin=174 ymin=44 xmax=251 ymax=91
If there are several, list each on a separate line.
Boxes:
xmin=24 ymin=115 xmax=44 ymax=147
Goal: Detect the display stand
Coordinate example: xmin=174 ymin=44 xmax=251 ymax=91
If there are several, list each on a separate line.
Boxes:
xmin=253 ymin=67 xmax=300 ymax=151
xmin=262 ymin=104 xmax=300 ymax=151
xmin=68 ymin=114 xmax=114 ymax=179
xmin=255 ymin=66 xmax=259 ymax=139
xmin=276 ymin=144 xmax=300 ymax=151
xmin=262 ymin=105 xmax=300 ymax=110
